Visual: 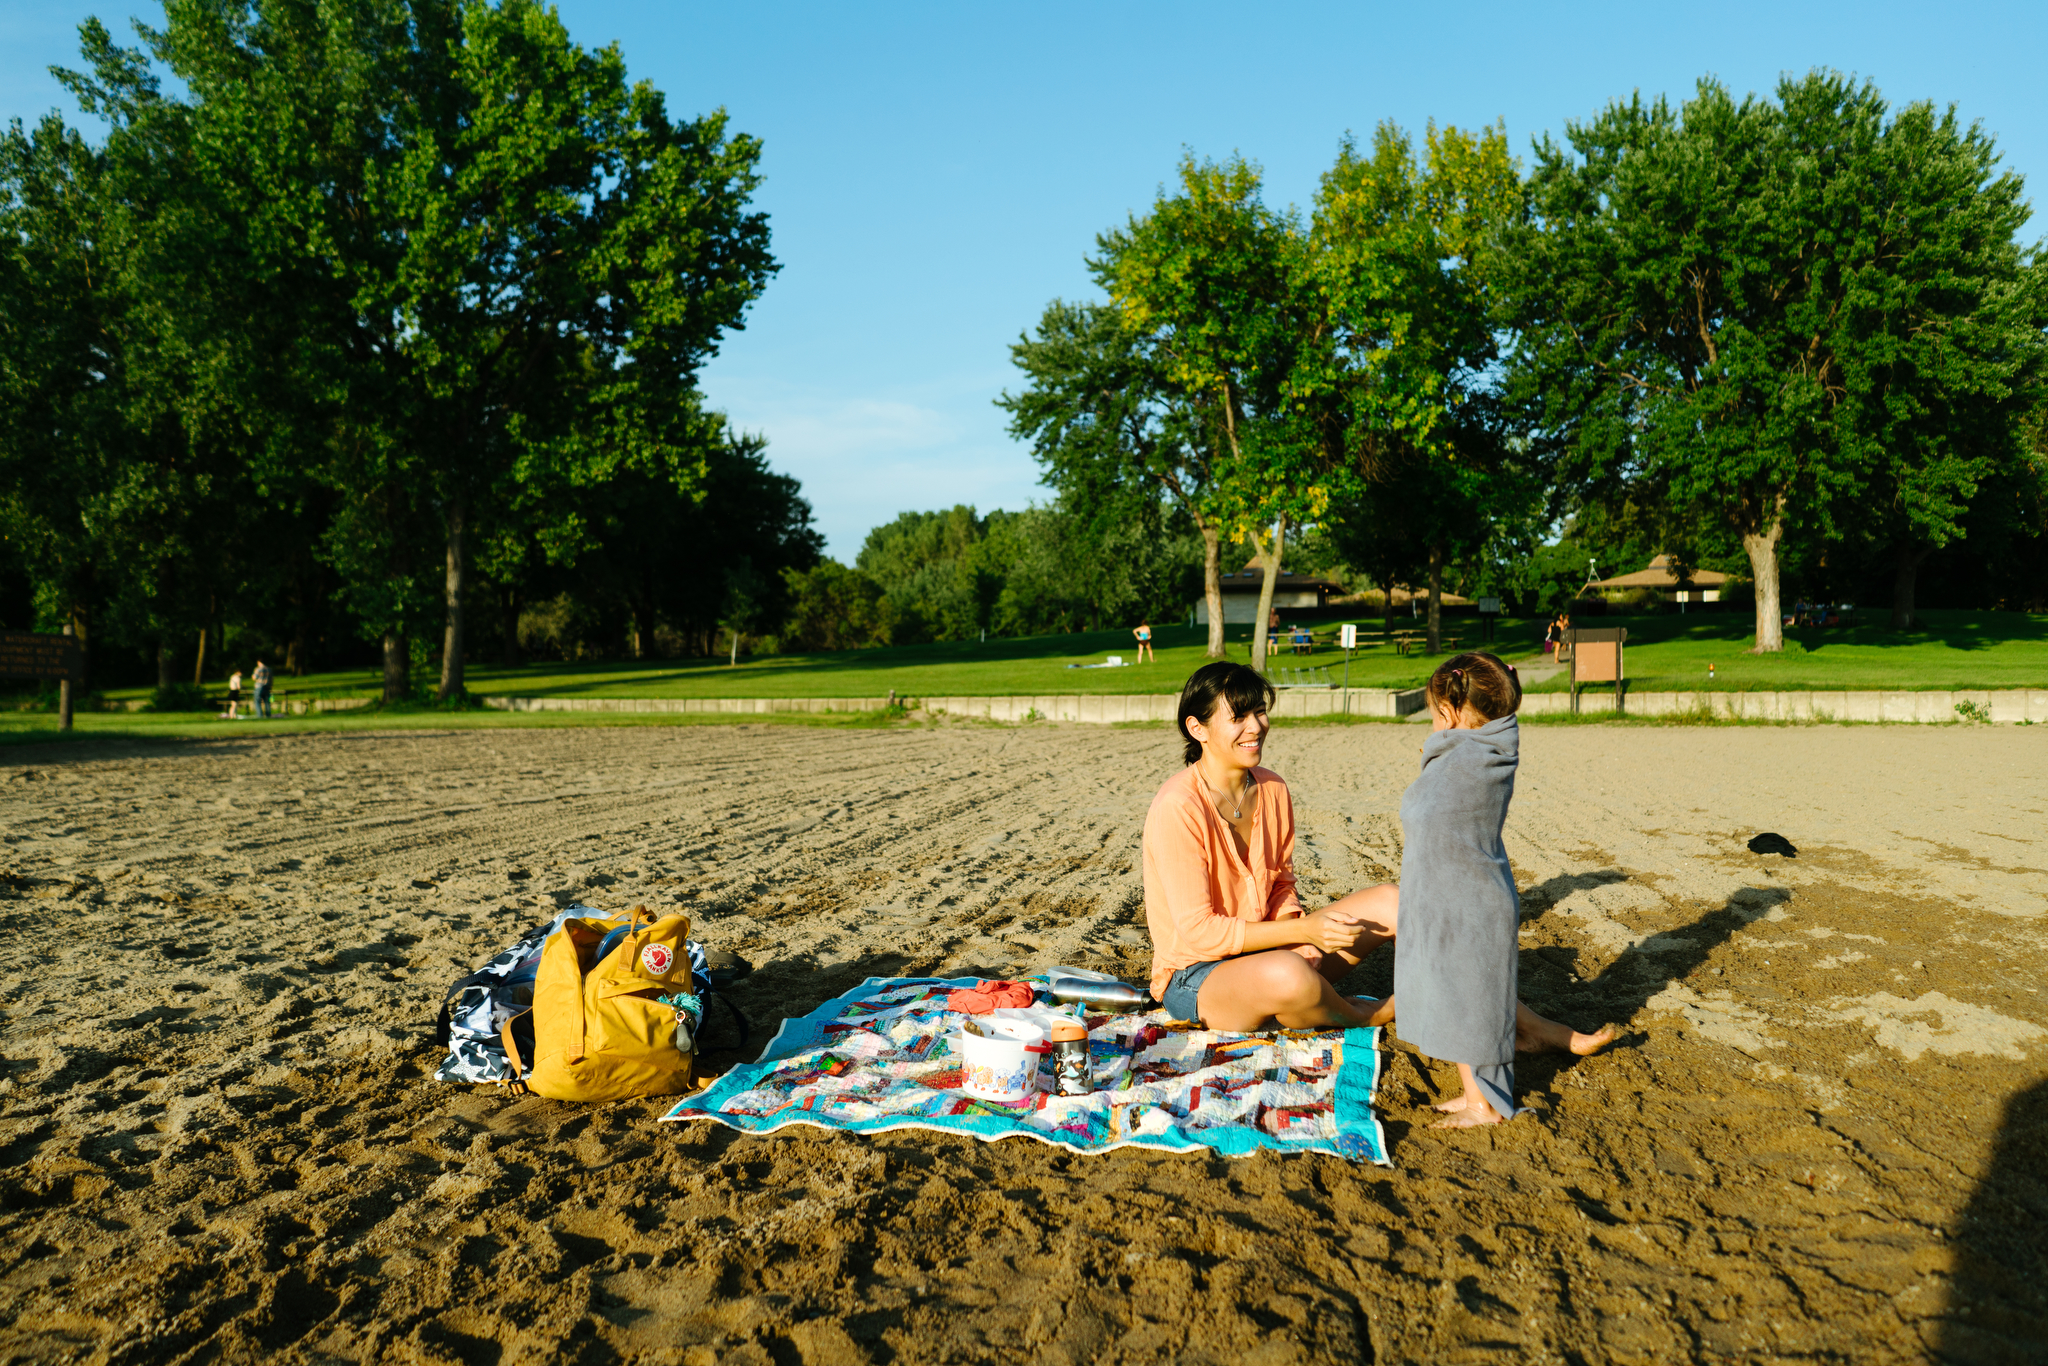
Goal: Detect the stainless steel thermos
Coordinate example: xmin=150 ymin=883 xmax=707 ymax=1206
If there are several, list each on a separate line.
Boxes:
xmin=1046 ymin=976 xmax=1151 ymax=1011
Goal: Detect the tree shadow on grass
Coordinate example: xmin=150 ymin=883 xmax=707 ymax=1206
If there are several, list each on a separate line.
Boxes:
xmin=1939 ymin=1076 xmax=2048 ymax=1361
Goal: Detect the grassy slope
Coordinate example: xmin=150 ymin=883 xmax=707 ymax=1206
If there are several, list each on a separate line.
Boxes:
xmin=1519 ymin=609 xmax=2048 ymax=693
xmin=82 ymin=622 xmax=1472 ymax=704
xmin=41 ymin=609 xmax=2048 ymax=714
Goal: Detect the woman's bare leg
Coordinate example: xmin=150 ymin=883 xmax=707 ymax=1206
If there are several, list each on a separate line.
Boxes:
xmin=1319 ymin=883 xmax=1398 ymax=955
xmin=1515 ymin=1000 xmax=1617 ymax=1056
xmin=1308 ymin=883 xmax=1398 ymax=1025
xmin=1197 ymin=950 xmax=1381 ymax=1032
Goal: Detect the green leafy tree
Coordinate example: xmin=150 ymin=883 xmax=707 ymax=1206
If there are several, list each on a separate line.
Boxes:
xmin=1301 ymin=121 xmax=1525 ymax=652
xmin=780 ymin=560 xmax=893 ymax=651
xmin=1000 ymin=300 xmax=1219 ymax=644
xmin=1825 ymin=101 xmax=2048 ymax=627
xmin=855 ymin=506 xmax=998 ymax=643
xmin=1097 ymin=154 xmax=1325 ymax=672
xmin=142 ymin=0 xmax=775 ymax=697
xmin=1502 ymin=71 xmax=2047 ymax=650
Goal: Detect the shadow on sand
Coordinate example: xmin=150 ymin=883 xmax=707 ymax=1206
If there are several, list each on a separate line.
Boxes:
xmin=1939 ymin=1075 xmax=2048 ymax=1361
xmin=1507 ymin=869 xmax=1792 ymax=1089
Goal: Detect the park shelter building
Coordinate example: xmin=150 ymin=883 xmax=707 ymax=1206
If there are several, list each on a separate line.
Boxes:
xmin=1193 ymin=562 xmax=1347 ymax=625
xmin=1589 ymin=554 xmax=1730 ymax=603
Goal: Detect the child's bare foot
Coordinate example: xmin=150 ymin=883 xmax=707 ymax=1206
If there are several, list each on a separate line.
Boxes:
xmin=1515 ymin=1002 xmax=1617 ymax=1056
xmin=1430 ymin=1097 xmax=1506 ymax=1128
xmin=1432 ymin=1093 xmax=1469 ymax=1113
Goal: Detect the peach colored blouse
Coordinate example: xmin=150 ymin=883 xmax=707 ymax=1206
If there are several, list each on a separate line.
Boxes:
xmin=1142 ymin=764 xmax=1303 ymax=999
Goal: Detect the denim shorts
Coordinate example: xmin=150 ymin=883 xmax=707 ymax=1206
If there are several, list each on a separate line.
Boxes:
xmin=1161 ymin=959 xmax=1224 ymax=1024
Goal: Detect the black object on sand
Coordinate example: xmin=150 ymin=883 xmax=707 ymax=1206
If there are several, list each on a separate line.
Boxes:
xmin=704 ymin=946 xmax=754 ymax=989
xmin=1747 ymin=832 xmax=1798 ymax=858
xmin=1046 ymin=976 xmax=1152 ymax=1011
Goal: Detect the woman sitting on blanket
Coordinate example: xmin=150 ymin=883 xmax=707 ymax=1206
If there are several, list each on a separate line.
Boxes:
xmin=1142 ymin=661 xmax=1615 ymax=1104
xmin=1143 ymin=662 xmax=1398 ymax=1031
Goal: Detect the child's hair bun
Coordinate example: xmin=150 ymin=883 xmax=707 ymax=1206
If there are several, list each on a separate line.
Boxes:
xmin=1426 ymin=652 xmax=1522 ymax=721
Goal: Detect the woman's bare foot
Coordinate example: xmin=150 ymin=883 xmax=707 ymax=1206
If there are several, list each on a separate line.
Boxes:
xmin=1349 ymin=995 xmax=1395 ymax=1028
xmin=1432 ymin=1093 xmax=1469 ymax=1113
xmin=1515 ymin=1002 xmax=1618 ymax=1056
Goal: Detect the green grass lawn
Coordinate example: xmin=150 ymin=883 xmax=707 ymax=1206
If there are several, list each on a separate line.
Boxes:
xmin=78 ymin=621 xmax=1487 ymax=705
xmin=1519 ymin=608 xmax=2048 ymax=693
xmin=22 ymin=609 xmax=2046 ymax=723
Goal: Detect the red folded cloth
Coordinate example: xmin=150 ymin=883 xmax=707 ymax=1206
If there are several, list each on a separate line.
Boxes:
xmin=946 ymin=979 xmax=1036 ymax=1014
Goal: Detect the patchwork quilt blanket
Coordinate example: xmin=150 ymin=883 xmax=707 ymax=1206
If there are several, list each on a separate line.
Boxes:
xmin=661 ymin=976 xmax=1389 ymax=1164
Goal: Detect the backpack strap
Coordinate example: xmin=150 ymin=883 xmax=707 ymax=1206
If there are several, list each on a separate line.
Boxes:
xmin=706 ymin=988 xmax=751 ymax=1043
xmin=499 ymin=1010 xmax=532 ymax=1095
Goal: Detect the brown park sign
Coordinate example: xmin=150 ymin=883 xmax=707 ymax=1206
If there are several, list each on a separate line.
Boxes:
xmin=0 ymin=631 xmax=83 ymax=683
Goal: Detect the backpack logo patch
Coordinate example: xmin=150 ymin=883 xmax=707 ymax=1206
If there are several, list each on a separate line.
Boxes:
xmin=640 ymin=943 xmax=674 ymax=976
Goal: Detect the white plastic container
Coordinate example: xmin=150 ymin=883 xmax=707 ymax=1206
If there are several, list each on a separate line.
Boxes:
xmin=958 ymin=1019 xmax=1048 ymax=1104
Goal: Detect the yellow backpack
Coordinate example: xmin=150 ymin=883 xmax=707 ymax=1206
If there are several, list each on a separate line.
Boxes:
xmin=504 ymin=907 xmax=699 ymax=1102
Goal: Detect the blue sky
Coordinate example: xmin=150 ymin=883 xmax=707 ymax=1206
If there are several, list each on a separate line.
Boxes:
xmin=6 ymin=1 xmax=2044 ymax=559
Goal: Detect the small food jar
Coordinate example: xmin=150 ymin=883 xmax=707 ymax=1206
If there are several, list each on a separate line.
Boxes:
xmin=1050 ymin=1020 xmax=1091 ymax=1096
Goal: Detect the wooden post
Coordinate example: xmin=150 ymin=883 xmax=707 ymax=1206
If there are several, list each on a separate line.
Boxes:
xmin=59 ymin=625 xmax=74 ymax=732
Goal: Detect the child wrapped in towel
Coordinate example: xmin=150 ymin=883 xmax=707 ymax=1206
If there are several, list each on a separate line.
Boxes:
xmin=1394 ymin=652 xmax=1616 ymax=1127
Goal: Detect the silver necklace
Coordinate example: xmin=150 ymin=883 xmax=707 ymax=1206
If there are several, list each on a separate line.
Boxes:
xmin=1208 ymin=770 xmax=1254 ymax=819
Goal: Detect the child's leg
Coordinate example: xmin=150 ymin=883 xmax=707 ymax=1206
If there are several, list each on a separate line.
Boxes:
xmin=1431 ymin=1062 xmax=1516 ymax=1127
xmin=1515 ymin=1001 xmax=1618 ymax=1056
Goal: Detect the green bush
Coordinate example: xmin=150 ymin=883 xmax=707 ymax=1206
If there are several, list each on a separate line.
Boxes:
xmin=146 ymin=682 xmax=212 ymax=712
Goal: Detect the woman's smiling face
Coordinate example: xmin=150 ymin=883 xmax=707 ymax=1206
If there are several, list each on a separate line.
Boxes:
xmin=1187 ymin=697 xmax=1270 ymax=772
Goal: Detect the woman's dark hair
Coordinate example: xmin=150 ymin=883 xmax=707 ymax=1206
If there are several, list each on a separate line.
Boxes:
xmin=1176 ymin=662 xmax=1276 ymax=765
xmin=1425 ymin=651 xmax=1522 ymax=722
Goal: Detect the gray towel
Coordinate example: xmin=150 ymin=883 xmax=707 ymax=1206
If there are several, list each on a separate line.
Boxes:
xmin=1393 ymin=714 xmax=1520 ymax=1067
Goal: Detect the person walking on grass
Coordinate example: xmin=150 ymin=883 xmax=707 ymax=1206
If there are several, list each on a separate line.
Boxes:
xmin=252 ymin=658 xmax=272 ymax=719
xmin=1396 ymin=652 xmax=1615 ymax=1127
xmin=1133 ymin=620 xmax=1155 ymax=664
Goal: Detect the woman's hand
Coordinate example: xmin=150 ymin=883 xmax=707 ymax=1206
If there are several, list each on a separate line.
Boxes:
xmin=1299 ymin=907 xmax=1370 ymax=954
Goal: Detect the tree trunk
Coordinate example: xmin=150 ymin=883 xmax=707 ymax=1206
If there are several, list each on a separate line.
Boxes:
xmin=156 ymin=641 xmax=173 ymax=691
xmin=192 ymin=626 xmax=208 ymax=687
xmin=382 ymin=630 xmax=408 ymax=703
xmin=634 ymin=597 xmax=656 ymax=661
xmin=1743 ymin=511 xmax=1786 ymax=653
xmin=1199 ymin=521 xmax=1226 ymax=658
xmin=728 ymin=628 xmax=741 ymax=667
xmin=1248 ymin=518 xmax=1287 ymax=676
xmin=1382 ymin=580 xmax=1396 ymax=634
xmin=439 ymin=499 xmax=467 ymax=700
xmin=1890 ymin=544 xmax=1929 ymax=630
xmin=502 ymin=588 xmax=523 ymax=667
xmin=289 ymin=573 xmax=311 ymax=676
xmin=1426 ymin=545 xmax=1444 ymax=654
xmin=67 ymin=604 xmax=90 ymax=693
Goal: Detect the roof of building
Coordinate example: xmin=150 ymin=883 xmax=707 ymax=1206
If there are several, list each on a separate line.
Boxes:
xmin=1215 ymin=561 xmax=1346 ymax=593
xmin=1589 ymin=554 xmax=1733 ymax=589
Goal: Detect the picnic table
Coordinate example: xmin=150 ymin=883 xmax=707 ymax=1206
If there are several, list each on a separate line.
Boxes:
xmin=1391 ymin=630 xmax=1462 ymax=657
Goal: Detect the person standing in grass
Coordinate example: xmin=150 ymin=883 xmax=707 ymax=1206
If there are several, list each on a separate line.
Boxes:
xmin=1398 ymin=652 xmax=1616 ymax=1128
xmin=1133 ymin=620 xmax=1154 ymax=664
xmin=225 ymin=666 xmax=243 ymax=719
xmin=252 ymin=658 xmax=273 ymax=719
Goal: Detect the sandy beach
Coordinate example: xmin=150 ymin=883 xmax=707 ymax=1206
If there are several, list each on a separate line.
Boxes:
xmin=2 ymin=719 xmax=2044 ymax=1364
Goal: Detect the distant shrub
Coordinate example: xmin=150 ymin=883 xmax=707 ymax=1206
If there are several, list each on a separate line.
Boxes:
xmin=147 ymin=682 xmax=211 ymax=712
